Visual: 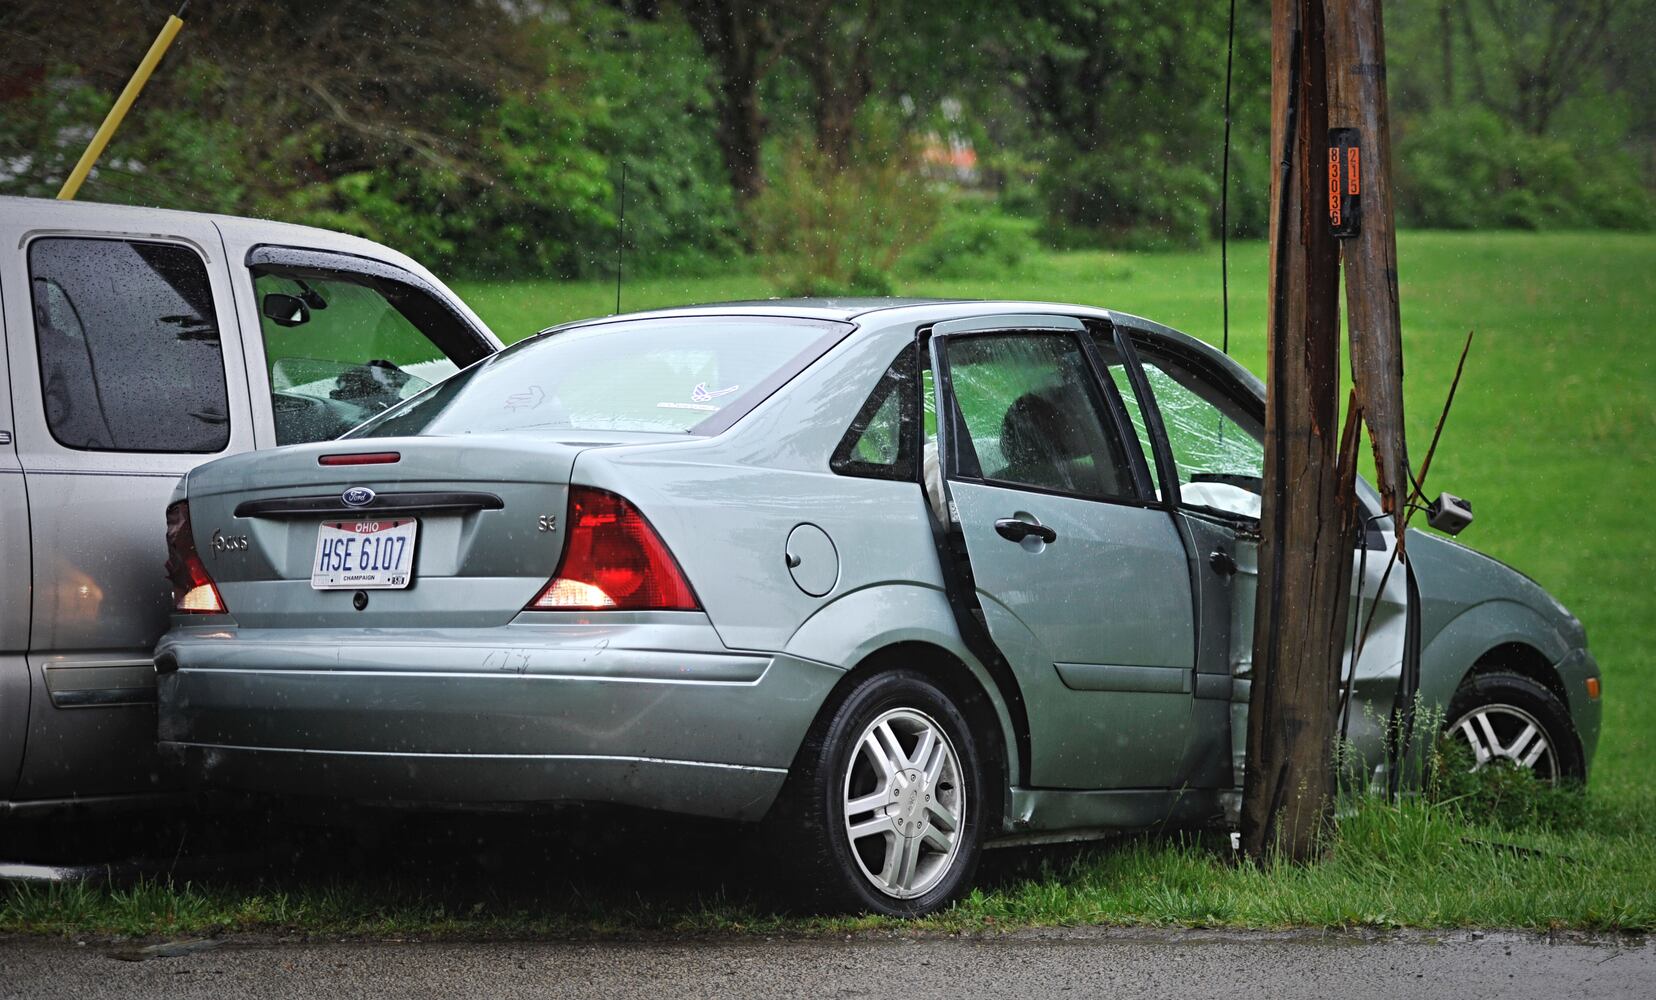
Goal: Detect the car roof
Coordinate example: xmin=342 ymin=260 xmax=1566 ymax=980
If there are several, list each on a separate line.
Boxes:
xmin=3 ymin=194 xmax=372 ymax=246
xmin=536 ymin=297 xmax=1266 ymax=398
xmin=0 ymin=194 xmax=445 ymax=280
xmin=690 ymin=297 xmax=974 ymax=317
xmin=536 ymin=297 xmax=1123 ymax=332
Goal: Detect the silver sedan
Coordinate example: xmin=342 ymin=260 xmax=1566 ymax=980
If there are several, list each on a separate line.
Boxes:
xmin=157 ymin=300 xmax=1601 ymax=915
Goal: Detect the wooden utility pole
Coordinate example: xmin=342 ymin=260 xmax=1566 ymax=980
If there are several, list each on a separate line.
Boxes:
xmin=1240 ymin=0 xmax=1361 ymax=864
xmin=1242 ymin=0 xmax=1409 ymax=863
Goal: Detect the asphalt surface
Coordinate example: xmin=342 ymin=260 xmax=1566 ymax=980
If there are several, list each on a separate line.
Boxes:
xmin=1 ymin=930 xmax=1650 ymax=999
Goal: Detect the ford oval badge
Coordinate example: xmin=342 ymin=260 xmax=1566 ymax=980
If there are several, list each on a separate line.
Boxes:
xmin=342 ymin=487 xmax=376 ymax=508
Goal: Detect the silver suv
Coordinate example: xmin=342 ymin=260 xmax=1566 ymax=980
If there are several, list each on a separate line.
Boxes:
xmin=0 ymin=196 xmax=501 ymax=817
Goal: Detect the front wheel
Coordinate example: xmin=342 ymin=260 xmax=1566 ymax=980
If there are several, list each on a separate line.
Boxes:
xmin=1445 ymin=670 xmax=1585 ymax=784
xmin=776 ymin=669 xmax=988 ymax=916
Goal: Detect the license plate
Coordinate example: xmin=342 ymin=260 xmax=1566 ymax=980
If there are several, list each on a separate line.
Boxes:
xmin=310 ymin=518 xmax=418 ymax=590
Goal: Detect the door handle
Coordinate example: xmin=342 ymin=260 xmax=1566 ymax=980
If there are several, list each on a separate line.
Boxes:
xmin=994 ymin=517 xmax=1057 ymax=544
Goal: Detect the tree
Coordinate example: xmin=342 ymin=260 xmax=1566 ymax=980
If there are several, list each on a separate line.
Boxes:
xmin=1005 ymin=0 xmax=1273 ymax=245
xmin=677 ymin=0 xmax=789 ymax=202
xmin=0 ymin=0 xmax=542 ymax=205
xmin=1461 ymin=0 xmax=1618 ymax=137
xmin=782 ymin=0 xmax=881 ymax=166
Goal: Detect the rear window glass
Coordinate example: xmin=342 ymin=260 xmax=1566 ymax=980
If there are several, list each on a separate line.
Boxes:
xmin=348 ymin=316 xmax=840 ymax=438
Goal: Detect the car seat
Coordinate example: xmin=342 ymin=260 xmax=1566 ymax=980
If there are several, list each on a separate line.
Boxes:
xmin=993 ymin=391 xmax=1102 ymax=495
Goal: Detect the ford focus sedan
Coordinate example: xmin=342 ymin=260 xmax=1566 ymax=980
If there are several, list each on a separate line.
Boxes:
xmin=156 ymin=301 xmax=1601 ymax=915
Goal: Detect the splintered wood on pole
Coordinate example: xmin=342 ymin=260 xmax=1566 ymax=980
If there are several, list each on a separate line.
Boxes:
xmin=1327 ymin=0 xmax=1411 ymax=535
xmin=1240 ymin=0 xmax=1362 ymax=864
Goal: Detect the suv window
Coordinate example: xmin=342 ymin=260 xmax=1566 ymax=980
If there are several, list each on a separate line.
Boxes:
xmin=252 ymin=271 xmax=462 ymax=445
xmin=942 ymin=332 xmax=1138 ymax=500
xmin=29 ymin=238 xmax=230 ymax=454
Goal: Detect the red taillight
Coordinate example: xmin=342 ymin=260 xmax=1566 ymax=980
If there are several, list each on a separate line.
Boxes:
xmin=164 ymin=501 xmax=225 ymax=614
xmin=319 ymin=451 xmax=401 ymax=466
xmin=528 ymin=487 xmax=699 ymax=612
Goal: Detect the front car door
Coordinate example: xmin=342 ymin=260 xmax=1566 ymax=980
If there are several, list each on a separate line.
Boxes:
xmin=1101 ymin=324 xmax=1270 ymax=790
xmin=927 ymin=315 xmax=1200 ymax=790
xmin=1108 ymin=321 xmax=1410 ymax=792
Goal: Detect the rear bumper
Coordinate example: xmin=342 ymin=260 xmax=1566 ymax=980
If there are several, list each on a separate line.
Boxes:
xmin=155 ymin=613 xmax=841 ymax=821
xmin=157 ymin=744 xmax=788 ymax=820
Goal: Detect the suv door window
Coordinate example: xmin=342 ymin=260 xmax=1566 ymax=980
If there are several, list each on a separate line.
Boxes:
xmin=943 ymin=332 xmax=1139 ymax=500
xmin=29 ymin=238 xmax=230 ymax=453
xmin=252 ymin=271 xmax=464 ymax=445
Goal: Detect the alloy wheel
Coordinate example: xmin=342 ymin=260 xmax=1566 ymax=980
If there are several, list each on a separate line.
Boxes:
xmin=841 ymin=707 xmax=965 ymax=899
xmin=1448 ymin=703 xmax=1558 ymax=783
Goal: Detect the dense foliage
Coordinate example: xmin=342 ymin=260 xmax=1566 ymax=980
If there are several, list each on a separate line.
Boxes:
xmin=1 ymin=0 xmax=1649 ymax=282
xmin=750 ymin=112 xmax=941 ymax=295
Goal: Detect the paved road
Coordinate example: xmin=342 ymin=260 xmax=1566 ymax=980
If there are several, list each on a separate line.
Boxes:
xmin=1 ymin=929 xmax=1650 ymax=1000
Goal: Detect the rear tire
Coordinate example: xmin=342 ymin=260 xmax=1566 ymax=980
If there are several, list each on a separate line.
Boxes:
xmin=774 ymin=668 xmax=987 ymax=916
xmin=1445 ymin=670 xmax=1584 ymax=784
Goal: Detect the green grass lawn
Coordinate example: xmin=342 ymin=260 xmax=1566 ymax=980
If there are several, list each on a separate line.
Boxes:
xmin=6 ymin=231 xmax=1652 ymax=938
xmin=465 ymin=230 xmax=1655 ymax=800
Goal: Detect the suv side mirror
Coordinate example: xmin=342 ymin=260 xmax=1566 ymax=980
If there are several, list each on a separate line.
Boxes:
xmin=1427 ymin=491 xmax=1474 ymax=535
xmin=262 ymin=293 xmax=310 ymax=328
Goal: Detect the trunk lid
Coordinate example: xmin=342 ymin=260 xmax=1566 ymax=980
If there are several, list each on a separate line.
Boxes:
xmin=183 ymin=434 xmax=637 ymax=629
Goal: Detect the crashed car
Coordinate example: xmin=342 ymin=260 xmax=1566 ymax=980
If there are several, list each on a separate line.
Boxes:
xmin=155 ymin=301 xmax=1600 ymax=915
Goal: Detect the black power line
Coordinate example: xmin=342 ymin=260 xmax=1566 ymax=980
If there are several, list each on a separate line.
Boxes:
xmin=1220 ymin=0 xmax=1237 ymax=356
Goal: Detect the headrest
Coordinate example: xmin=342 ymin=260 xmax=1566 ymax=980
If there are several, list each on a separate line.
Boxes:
xmin=1000 ymin=391 xmax=1087 ymax=465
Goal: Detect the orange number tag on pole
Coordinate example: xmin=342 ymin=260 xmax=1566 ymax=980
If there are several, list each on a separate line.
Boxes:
xmin=1327 ymin=128 xmax=1361 ymax=237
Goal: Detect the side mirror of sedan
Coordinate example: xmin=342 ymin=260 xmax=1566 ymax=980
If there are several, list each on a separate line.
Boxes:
xmin=1427 ymin=491 xmax=1474 ymax=535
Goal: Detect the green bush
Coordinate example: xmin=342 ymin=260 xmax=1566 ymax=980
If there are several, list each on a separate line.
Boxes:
xmin=750 ymin=116 xmax=941 ymax=297
xmin=1038 ymin=142 xmax=1218 ymax=251
xmin=899 ymin=207 xmax=1039 ymax=279
xmin=0 ymin=68 xmax=250 ymax=214
xmin=1398 ymin=107 xmax=1654 ymax=231
xmin=282 ymin=87 xmax=614 ymax=280
xmin=562 ymin=7 xmax=744 ymax=277
xmin=286 ymin=8 xmax=742 ymax=280
xmin=2 ymin=9 xmax=741 ymax=282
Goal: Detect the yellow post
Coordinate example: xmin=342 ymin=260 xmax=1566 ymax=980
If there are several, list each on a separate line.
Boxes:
xmin=56 ymin=10 xmax=187 ymax=200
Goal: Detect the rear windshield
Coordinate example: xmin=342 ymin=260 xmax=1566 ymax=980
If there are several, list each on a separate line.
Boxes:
xmin=347 ymin=315 xmax=843 ymax=438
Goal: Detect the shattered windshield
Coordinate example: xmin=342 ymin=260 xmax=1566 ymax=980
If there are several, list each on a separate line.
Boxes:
xmin=1142 ymin=363 xmax=1264 ymax=483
